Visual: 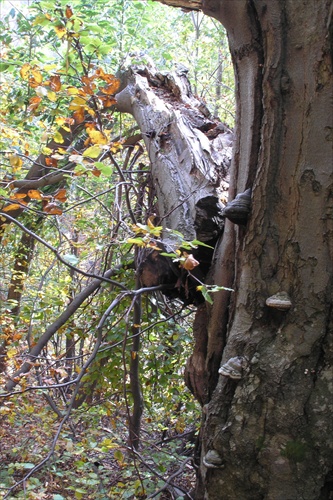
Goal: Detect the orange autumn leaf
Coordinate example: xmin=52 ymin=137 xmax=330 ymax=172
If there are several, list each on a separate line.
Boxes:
xmin=10 ymin=193 xmax=27 ymax=200
xmin=99 ymin=95 xmax=117 ymax=108
xmin=73 ymin=107 xmax=85 ymax=124
xmin=3 ymin=204 xmax=23 ymax=212
xmin=182 ymin=253 xmax=199 ymax=270
xmin=54 ymin=189 xmax=67 ymax=202
xmin=28 ymin=189 xmax=43 ymax=200
xmin=43 ymin=202 xmax=62 ymax=215
xmin=100 ymin=81 xmax=120 ymax=95
xmin=82 ymin=84 xmax=96 ymax=95
xmin=49 ymin=75 xmax=62 ymax=91
xmin=91 ymin=167 xmax=101 ymax=177
xmin=27 ymin=96 xmax=42 ymax=113
xmin=95 ymin=69 xmax=119 ymax=86
xmin=45 ymin=157 xmax=58 ymax=167
xmin=94 ymin=67 xmax=106 ymax=79
xmin=81 ymin=75 xmax=94 ymax=85
xmin=65 ymin=5 xmax=74 ymax=18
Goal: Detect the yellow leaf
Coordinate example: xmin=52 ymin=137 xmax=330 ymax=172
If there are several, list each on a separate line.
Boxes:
xmin=29 ymin=69 xmax=43 ymax=87
xmin=147 ymin=216 xmax=155 ymax=229
xmin=131 ymin=351 xmax=137 ymax=360
xmin=86 ymin=128 xmax=108 ymax=145
xmin=6 ymin=347 xmax=17 ymax=359
xmin=53 ymin=131 xmax=64 ymax=144
xmin=47 ymin=90 xmax=57 ymax=101
xmin=54 ymin=24 xmax=67 ymax=38
xmin=127 ymin=238 xmax=145 ymax=247
xmin=55 ymin=117 xmax=66 ymax=126
xmin=42 ymin=147 xmax=53 ymax=155
xmin=110 ymin=142 xmax=123 ymax=153
xmin=69 ymin=96 xmax=87 ymax=110
xmin=83 ymin=145 xmax=101 ymax=158
xmin=9 ymin=155 xmax=23 ymax=170
xmin=44 ymin=64 xmax=58 ymax=71
xmin=20 ymin=63 xmax=30 ymax=80
xmin=66 ymin=86 xmax=80 ymax=95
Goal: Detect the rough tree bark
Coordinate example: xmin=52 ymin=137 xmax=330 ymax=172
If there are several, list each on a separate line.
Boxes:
xmin=115 ymin=64 xmax=232 ymax=404
xmin=149 ymin=1 xmax=332 ymax=499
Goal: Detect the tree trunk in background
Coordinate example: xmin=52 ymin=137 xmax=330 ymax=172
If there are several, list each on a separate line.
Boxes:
xmin=154 ymin=0 xmax=333 ymax=498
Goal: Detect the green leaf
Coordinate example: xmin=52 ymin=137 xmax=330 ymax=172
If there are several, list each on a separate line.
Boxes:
xmin=200 ymin=286 xmax=213 ymax=304
xmin=63 ymin=254 xmax=79 ymax=265
xmin=94 ymin=161 xmax=113 ymax=176
xmin=114 ymin=449 xmax=124 ymax=463
xmin=160 ymin=252 xmax=178 ymax=258
xmin=190 ymin=239 xmax=214 ymax=249
xmin=21 ymin=463 xmax=35 ymax=469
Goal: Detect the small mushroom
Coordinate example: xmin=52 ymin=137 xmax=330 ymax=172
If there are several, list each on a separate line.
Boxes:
xmin=266 ymin=291 xmax=292 ymax=310
xmin=203 ymin=450 xmax=224 ymax=469
xmin=222 ymin=188 xmax=251 ymax=225
xmin=219 ymin=356 xmax=248 ymax=380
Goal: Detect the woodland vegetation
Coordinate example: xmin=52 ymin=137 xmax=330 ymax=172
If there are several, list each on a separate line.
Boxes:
xmin=0 ymin=1 xmax=234 ymax=498
xmin=1 ymin=0 xmax=332 ymax=499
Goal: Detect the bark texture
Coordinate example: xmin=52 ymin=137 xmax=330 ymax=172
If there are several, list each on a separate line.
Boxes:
xmin=154 ymin=1 xmax=333 ymax=499
xmin=116 ymin=65 xmax=231 ymax=309
xmin=116 ymin=65 xmax=231 ymax=240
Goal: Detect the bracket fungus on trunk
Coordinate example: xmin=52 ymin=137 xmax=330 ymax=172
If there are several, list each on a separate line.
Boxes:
xmin=203 ymin=449 xmax=224 ymax=469
xmin=266 ymin=291 xmax=292 ymax=311
xmin=221 ymin=188 xmax=251 ymax=225
xmin=218 ymin=356 xmax=248 ymax=380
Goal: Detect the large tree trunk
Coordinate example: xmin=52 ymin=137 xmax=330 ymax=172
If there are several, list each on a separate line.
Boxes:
xmin=153 ymin=0 xmax=333 ymax=498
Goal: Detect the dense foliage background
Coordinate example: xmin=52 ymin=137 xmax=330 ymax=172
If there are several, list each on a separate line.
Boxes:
xmin=0 ymin=1 xmax=235 ymax=497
